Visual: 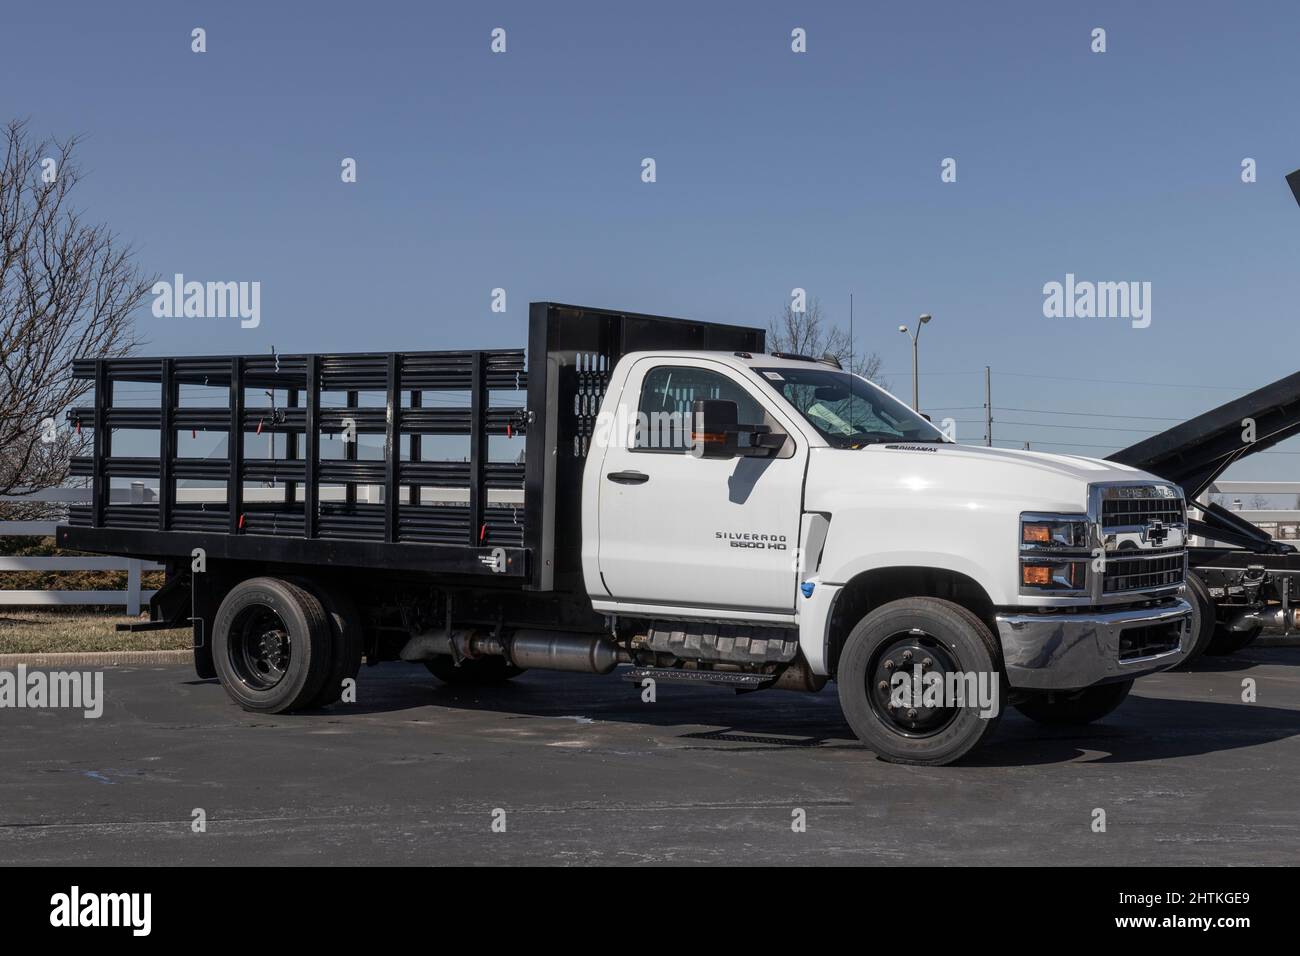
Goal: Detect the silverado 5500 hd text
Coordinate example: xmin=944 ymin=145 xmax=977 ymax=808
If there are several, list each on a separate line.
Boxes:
xmin=59 ymin=303 xmax=1192 ymax=765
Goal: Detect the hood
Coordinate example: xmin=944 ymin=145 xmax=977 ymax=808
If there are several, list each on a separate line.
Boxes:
xmin=804 ymin=441 xmax=1159 ymax=517
xmin=874 ymin=443 xmax=1149 ymax=482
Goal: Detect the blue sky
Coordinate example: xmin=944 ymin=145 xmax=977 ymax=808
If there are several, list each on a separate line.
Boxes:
xmin=5 ymin=0 xmax=1300 ymax=480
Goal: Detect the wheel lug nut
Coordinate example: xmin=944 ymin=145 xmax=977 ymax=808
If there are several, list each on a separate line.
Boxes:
xmin=902 ymin=650 xmax=913 ymax=662
xmin=883 ymin=659 xmax=895 ymax=670
xmin=877 ymin=680 xmax=889 ymax=692
xmin=906 ymin=709 xmax=917 ymax=719
xmin=922 ymin=657 xmax=932 ymax=668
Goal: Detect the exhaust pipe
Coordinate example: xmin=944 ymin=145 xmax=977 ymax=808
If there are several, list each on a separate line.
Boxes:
xmin=401 ymin=628 xmax=630 ymax=674
xmin=1224 ymin=607 xmax=1300 ymax=633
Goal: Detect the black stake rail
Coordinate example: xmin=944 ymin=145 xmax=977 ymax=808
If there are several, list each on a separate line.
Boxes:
xmin=61 ymin=348 xmax=530 ymax=580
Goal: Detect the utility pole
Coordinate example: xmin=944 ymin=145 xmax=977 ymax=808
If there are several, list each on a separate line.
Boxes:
xmin=984 ymin=366 xmax=992 ymax=447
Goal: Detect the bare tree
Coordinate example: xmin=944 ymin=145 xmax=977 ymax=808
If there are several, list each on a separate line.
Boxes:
xmin=0 ymin=118 xmax=150 ymax=509
xmin=767 ymin=296 xmax=884 ymax=384
xmin=1250 ymin=494 xmax=1270 ymax=511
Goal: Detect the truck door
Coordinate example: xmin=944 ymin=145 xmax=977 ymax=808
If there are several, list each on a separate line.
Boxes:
xmin=595 ymin=358 xmax=806 ymax=613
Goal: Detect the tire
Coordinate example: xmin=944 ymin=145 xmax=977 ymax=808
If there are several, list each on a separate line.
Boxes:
xmin=1177 ymin=572 xmax=1217 ymax=667
xmin=212 ymin=577 xmax=333 ymax=713
xmin=1014 ymin=679 xmax=1133 ymax=725
xmin=836 ymin=597 xmax=1004 ymax=766
xmin=286 ymin=577 xmax=363 ymax=707
xmin=1205 ymin=621 xmax=1263 ymax=656
xmin=424 ymin=655 xmax=524 ymax=685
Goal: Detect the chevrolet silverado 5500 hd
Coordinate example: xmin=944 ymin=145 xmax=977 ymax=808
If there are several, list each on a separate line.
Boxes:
xmin=59 ymin=303 xmax=1192 ymax=765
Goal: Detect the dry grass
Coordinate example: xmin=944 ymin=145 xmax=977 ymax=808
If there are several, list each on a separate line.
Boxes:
xmin=0 ymin=608 xmax=190 ymax=654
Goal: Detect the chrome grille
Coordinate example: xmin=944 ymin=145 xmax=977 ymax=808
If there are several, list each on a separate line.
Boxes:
xmin=1103 ymin=547 xmax=1185 ymax=593
xmin=1092 ymin=482 xmax=1187 ymax=597
xmin=1102 ymin=496 xmax=1184 ymax=530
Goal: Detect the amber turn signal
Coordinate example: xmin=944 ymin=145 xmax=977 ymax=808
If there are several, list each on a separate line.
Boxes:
xmin=1022 ymin=565 xmax=1053 ymax=586
xmin=1022 ymin=523 xmax=1052 ymax=544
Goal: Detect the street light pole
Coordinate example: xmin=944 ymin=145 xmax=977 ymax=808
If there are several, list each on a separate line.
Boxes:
xmin=898 ymin=313 xmax=932 ymax=411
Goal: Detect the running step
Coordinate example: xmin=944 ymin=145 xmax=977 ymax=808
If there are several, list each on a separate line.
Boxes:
xmin=621 ymin=666 xmax=775 ymax=689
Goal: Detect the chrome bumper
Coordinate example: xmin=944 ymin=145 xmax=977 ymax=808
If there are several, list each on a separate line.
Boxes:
xmin=995 ymin=598 xmax=1191 ymax=691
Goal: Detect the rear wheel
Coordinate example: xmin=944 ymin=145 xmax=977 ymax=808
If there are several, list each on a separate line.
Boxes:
xmin=836 ymin=597 xmax=1004 ymax=766
xmin=424 ymin=655 xmax=525 ymax=685
xmin=286 ymin=577 xmax=363 ymax=707
xmin=1014 ymin=680 xmax=1133 ymax=725
xmin=213 ymin=577 xmax=333 ymax=713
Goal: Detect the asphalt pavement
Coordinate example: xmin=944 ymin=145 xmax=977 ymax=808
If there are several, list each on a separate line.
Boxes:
xmin=1 ymin=648 xmax=1297 ymax=865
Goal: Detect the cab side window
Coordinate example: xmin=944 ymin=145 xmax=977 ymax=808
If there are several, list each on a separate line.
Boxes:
xmin=634 ymin=365 xmax=766 ymax=452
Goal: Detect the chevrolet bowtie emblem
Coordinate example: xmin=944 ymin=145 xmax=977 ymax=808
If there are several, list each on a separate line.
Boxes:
xmin=1142 ymin=520 xmax=1169 ymax=547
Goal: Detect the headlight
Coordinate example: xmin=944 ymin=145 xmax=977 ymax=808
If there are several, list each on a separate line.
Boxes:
xmin=1020 ymin=513 xmax=1091 ymax=594
xmin=1020 ymin=514 xmax=1090 ymax=551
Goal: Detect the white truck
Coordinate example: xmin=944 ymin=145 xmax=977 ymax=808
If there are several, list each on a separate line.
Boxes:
xmin=60 ymin=303 xmax=1192 ymax=765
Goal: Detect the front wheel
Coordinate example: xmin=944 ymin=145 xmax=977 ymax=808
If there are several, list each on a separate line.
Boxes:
xmin=1013 ymin=679 xmax=1133 ymax=725
xmin=836 ymin=597 xmax=1004 ymax=766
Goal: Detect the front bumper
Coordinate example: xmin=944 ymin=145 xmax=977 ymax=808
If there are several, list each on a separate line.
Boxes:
xmin=995 ymin=598 xmax=1191 ymax=691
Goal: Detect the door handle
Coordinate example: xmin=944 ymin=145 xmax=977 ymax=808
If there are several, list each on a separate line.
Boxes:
xmin=607 ymin=470 xmax=650 ymax=485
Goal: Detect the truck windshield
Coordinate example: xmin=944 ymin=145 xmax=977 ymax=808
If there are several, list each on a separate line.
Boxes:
xmin=754 ymin=366 xmax=947 ymax=449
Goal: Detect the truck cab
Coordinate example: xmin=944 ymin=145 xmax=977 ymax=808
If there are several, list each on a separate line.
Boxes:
xmin=584 ymin=349 xmax=1192 ymax=763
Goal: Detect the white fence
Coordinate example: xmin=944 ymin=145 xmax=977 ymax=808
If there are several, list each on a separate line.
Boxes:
xmin=0 ymin=485 xmax=160 ymax=615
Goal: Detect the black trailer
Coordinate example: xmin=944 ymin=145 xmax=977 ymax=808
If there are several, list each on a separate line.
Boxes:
xmin=1109 ymin=369 xmax=1300 ymax=661
xmin=56 ymin=303 xmax=763 ymax=708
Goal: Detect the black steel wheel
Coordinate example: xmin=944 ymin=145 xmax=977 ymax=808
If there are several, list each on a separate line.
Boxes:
xmin=213 ymin=577 xmax=333 ymax=713
xmin=866 ymin=632 xmax=963 ymax=738
xmin=837 ymin=597 xmax=1004 ymax=766
xmin=229 ymin=605 xmax=292 ymax=690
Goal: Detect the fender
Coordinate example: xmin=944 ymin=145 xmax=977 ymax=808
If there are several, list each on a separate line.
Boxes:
xmin=797 ymin=551 xmax=1002 ymax=677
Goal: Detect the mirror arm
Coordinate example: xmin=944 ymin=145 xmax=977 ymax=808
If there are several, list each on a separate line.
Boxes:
xmin=728 ymin=423 xmax=784 ymax=457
